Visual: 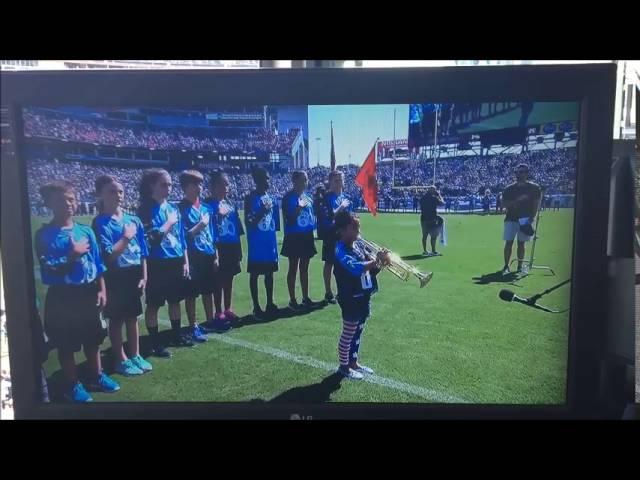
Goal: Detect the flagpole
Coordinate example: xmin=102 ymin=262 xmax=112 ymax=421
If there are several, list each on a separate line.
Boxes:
xmin=392 ymin=108 xmax=396 ymax=188
xmin=433 ymin=105 xmax=438 ymax=185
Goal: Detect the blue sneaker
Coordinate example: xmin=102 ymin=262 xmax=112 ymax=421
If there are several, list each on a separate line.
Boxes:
xmin=190 ymin=325 xmax=208 ymax=343
xmin=130 ymin=354 xmax=153 ymax=373
xmin=115 ymin=359 xmax=144 ymax=376
xmin=197 ymin=322 xmax=215 ymax=334
xmin=65 ymin=382 xmax=93 ymax=403
xmin=89 ymin=372 xmax=121 ymax=393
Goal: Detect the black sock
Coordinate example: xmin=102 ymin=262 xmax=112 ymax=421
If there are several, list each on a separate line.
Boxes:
xmin=147 ymin=326 xmax=159 ymax=336
xmin=170 ymin=319 xmax=182 ymax=334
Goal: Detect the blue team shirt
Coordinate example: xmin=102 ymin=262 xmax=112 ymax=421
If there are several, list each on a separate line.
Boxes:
xmin=139 ymin=201 xmax=187 ymax=260
xmin=92 ymin=212 xmax=149 ymax=269
xmin=318 ymin=191 xmax=352 ymax=238
xmin=179 ymin=199 xmax=217 ymax=256
xmin=204 ymin=197 xmax=245 ymax=245
xmin=244 ymin=190 xmax=280 ymax=263
xmin=282 ymin=190 xmax=316 ymax=235
xmin=35 ymin=222 xmax=106 ymax=285
xmin=333 ymin=240 xmax=379 ymax=303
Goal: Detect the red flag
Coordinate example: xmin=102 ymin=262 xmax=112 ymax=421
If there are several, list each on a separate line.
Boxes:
xmin=355 ymin=142 xmax=378 ymax=216
xmin=330 ymin=121 xmax=336 ymax=172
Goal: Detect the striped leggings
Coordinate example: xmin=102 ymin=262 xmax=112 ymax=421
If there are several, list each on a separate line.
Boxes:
xmin=338 ymin=307 xmax=370 ymax=367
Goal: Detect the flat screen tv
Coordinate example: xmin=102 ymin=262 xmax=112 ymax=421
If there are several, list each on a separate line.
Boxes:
xmin=0 ymin=64 xmax=616 ymax=419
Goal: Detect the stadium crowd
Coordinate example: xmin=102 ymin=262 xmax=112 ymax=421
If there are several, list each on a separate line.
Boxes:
xmin=23 ymin=110 xmax=299 ymax=155
xmin=27 ymin=146 xmax=576 ymax=216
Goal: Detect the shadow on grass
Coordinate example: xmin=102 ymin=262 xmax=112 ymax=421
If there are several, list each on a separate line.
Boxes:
xmin=230 ymin=300 xmax=330 ymax=330
xmin=401 ymin=254 xmax=430 ymax=261
xmin=44 ymin=302 xmax=334 ymax=402
xmin=472 ymin=270 xmax=523 ymax=286
xmin=249 ymin=372 xmax=343 ymax=404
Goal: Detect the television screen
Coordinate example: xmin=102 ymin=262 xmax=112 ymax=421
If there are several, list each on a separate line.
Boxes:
xmin=20 ymin=100 xmax=580 ymax=405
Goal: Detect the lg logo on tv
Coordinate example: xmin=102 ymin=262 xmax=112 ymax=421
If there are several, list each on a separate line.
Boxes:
xmin=290 ymin=413 xmax=313 ymax=420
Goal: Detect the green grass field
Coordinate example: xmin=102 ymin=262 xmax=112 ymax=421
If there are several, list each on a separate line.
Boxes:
xmin=33 ymin=210 xmax=573 ymax=404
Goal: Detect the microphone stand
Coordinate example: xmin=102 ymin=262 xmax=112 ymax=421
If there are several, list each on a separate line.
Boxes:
xmin=526 ymin=278 xmax=571 ymax=313
xmin=510 ymin=193 xmax=556 ymax=278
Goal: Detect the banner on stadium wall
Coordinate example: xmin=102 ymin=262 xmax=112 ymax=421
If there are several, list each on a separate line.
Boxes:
xmin=377 ymin=139 xmax=409 ymax=157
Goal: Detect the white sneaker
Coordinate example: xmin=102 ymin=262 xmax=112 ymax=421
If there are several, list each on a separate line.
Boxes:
xmin=353 ymin=364 xmax=374 ymax=375
xmin=422 ymin=251 xmax=431 ymax=257
xmin=338 ymin=367 xmax=364 ymax=380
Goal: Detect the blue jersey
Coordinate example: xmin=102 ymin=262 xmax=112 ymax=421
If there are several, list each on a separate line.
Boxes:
xmin=318 ymin=191 xmax=352 ymax=238
xmin=333 ymin=240 xmax=379 ymax=305
xmin=92 ymin=212 xmax=149 ymax=269
xmin=138 ymin=201 xmax=187 ymax=260
xmin=282 ymin=190 xmax=316 ymax=235
xmin=244 ymin=190 xmax=280 ymax=263
xmin=179 ymin=199 xmax=217 ymax=256
xmin=35 ymin=222 xmax=106 ymax=285
xmin=204 ymin=197 xmax=245 ymax=245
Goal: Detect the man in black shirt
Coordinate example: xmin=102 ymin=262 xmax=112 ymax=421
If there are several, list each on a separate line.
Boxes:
xmin=420 ymin=186 xmax=445 ymax=257
xmin=501 ymin=164 xmax=541 ymax=274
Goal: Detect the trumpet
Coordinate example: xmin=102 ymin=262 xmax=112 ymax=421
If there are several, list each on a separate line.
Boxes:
xmin=357 ymin=237 xmax=434 ymax=288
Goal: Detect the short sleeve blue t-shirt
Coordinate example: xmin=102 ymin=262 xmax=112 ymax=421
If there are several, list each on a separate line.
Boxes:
xmin=35 ymin=221 xmax=106 ymax=285
xmin=318 ymin=191 xmax=352 ymax=237
xmin=244 ymin=190 xmax=280 ymax=263
xmin=204 ymin=197 xmax=245 ymax=245
xmin=92 ymin=212 xmax=148 ymax=269
xmin=282 ymin=190 xmax=316 ymax=235
xmin=139 ymin=201 xmax=187 ymax=260
xmin=179 ymin=199 xmax=217 ymax=256
xmin=333 ymin=240 xmax=379 ymax=302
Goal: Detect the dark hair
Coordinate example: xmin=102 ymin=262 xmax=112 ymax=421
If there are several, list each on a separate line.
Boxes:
xmin=251 ymin=166 xmax=268 ymax=184
xmin=291 ymin=170 xmax=307 ymax=183
xmin=210 ymin=169 xmax=229 ymax=187
xmin=39 ymin=180 xmax=75 ymax=205
xmin=179 ymin=169 xmax=204 ymax=189
xmin=94 ymin=175 xmax=119 ymax=213
xmin=516 ymin=163 xmax=529 ymax=171
xmin=138 ymin=168 xmax=170 ymax=218
xmin=328 ymin=170 xmax=343 ymax=181
xmin=334 ymin=210 xmax=356 ymax=232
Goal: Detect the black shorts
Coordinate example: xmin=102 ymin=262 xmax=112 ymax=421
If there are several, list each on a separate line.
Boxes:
xmin=103 ymin=265 xmax=144 ymax=321
xmin=217 ymin=242 xmax=242 ymax=277
xmin=43 ymin=283 xmax=107 ymax=353
xmin=281 ymin=231 xmax=317 ymax=259
xmin=146 ymin=257 xmax=188 ymax=308
xmin=185 ymin=251 xmax=218 ymax=298
xmin=247 ymin=261 xmax=279 ymax=275
xmin=322 ymin=238 xmax=337 ymax=263
xmin=421 ymin=216 xmax=443 ymax=236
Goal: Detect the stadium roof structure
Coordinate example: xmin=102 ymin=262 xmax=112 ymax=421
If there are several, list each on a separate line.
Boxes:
xmin=1 ymin=60 xmax=260 ymax=71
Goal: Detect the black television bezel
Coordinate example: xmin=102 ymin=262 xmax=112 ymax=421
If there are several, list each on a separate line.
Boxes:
xmin=0 ymin=64 xmax=616 ymax=419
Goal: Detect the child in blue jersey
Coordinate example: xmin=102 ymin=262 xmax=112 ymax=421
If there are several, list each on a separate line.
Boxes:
xmin=333 ymin=211 xmax=390 ymax=380
xmin=137 ymin=169 xmax=192 ymax=357
xmin=34 ymin=181 xmax=120 ymax=402
xmin=204 ymin=171 xmax=245 ymax=326
xmin=281 ymin=170 xmax=317 ymax=311
xmin=244 ymin=167 xmax=281 ymax=320
xmin=178 ymin=170 xmax=219 ymax=339
xmin=318 ymin=170 xmax=353 ymax=305
xmin=93 ymin=175 xmax=153 ymax=377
